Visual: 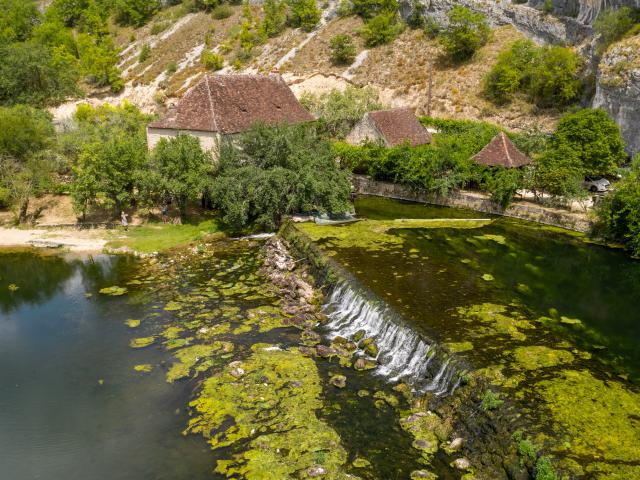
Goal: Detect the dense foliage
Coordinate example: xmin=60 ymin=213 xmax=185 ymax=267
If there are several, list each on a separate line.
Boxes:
xmin=144 ymin=134 xmax=214 ymax=218
xmin=287 ymin=0 xmax=321 ymax=31
xmin=211 ymin=123 xmax=352 ymax=230
xmin=593 ymin=7 xmax=640 ymax=53
xmin=550 ymin=108 xmax=626 ymax=176
xmin=439 ymin=6 xmax=490 ymax=61
xmin=300 ymin=86 xmax=382 ymax=138
xmin=360 ymin=13 xmax=403 ymax=46
xmin=596 ymin=156 xmax=640 ymax=256
xmin=484 ymin=39 xmax=582 ymax=107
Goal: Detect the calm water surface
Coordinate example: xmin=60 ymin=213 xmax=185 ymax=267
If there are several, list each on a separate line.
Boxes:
xmin=0 ymin=251 xmax=213 ymax=480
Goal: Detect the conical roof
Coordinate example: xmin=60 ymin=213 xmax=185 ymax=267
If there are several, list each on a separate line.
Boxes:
xmin=471 ymin=132 xmax=532 ymax=168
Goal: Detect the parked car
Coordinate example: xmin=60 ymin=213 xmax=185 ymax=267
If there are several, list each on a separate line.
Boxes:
xmin=583 ymin=176 xmax=610 ymax=193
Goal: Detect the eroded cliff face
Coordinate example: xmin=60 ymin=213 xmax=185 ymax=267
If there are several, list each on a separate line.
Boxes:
xmin=593 ymin=35 xmax=640 ymax=156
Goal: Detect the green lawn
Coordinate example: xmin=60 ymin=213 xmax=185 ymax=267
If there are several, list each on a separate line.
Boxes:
xmin=106 ymin=219 xmax=223 ymax=253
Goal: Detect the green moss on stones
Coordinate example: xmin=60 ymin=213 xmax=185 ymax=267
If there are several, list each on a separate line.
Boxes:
xmin=513 ymin=346 xmax=574 ymax=370
xmin=186 ymin=344 xmax=352 ymax=478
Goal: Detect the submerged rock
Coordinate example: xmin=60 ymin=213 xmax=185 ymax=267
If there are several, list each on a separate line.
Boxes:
xmin=452 ymin=457 xmax=471 ymax=470
xmin=354 ymin=358 xmax=377 ymax=371
xmin=330 ymin=374 xmax=347 ymax=388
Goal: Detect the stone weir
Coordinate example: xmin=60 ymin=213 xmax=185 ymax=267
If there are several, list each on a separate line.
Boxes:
xmin=280 ymin=221 xmax=463 ymax=396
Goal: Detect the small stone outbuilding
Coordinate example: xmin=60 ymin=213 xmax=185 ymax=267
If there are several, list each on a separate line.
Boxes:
xmin=147 ymin=74 xmax=314 ymax=155
xmin=345 ymin=107 xmax=432 ymax=147
xmin=471 ymin=132 xmax=532 ymax=168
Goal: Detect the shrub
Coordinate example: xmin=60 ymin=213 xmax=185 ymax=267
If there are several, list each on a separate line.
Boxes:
xmin=439 ymin=6 xmax=490 ymax=61
xmin=261 ymin=0 xmax=287 ymax=36
xmin=424 ymin=17 xmax=441 ymax=38
xmin=329 ymin=34 xmax=356 ymax=64
xmin=165 ymin=61 xmax=178 ymax=74
xmin=360 ymin=13 xmax=402 ymax=47
xmin=594 ymin=7 xmax=638 ymax=53
xmin=114 ymin=0 xmax=160 ymax=27
xmin=300 ymin=86 xmax=382 ymax=138
xmin=405 ymin=0 xmax=425 ymax=29
xmin=484 ymin=40 xmax=582 ymax=107
xmin=138 ymin=43 xmax=151 ymax=63
xmin=150 ymin=21 xmax=170 ymax=35
xmin=212 ymin=4 xmax=234 ymax=19
xmin=201 ymin=50 xmax=224 ymax=70
xmin=542 ymin=0 xmax=553 ymax=14
xmin=351 ymin=0 xmax=398 ymax=19
xmin=534 ymin=143 xmax=584 ymax=198
xmin=483 ymin=167 xmax=524 ymax=208
xmin=287 ymin=0 xmax=321 ymax=31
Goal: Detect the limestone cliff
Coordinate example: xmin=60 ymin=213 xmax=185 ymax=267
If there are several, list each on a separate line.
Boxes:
xmin=593 ymin=34 xmax=640 ymax=156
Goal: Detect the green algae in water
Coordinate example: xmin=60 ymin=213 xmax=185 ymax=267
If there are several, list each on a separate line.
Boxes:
xmin=164 ymin=301 xmax=182 ymax=311
xmin=133 ymin=364 xmax=153 ymax=373
xmin=187 ymin=344 xmax=352 ymax=479
xmin=99 ymin=286 xmax=127 ymax=296
xmin=124 ymin=319 xmax=141 ymax=328
xmin=481 ymin=273 xmax=495 ymax=282
xmin=129 ymin=336 xmax=155 ymax=348
xmin=444 ymin=341 xmax=474 ymax=353
xmin=166 ymin=342 xmax=233 ymax=383
xmin=457 ymin=303 xmax=534 ymax=341
xmin=537 ymin=369 xmax=640 ymax=478
xmin=512 ymin=346 xmax=574 ymax=370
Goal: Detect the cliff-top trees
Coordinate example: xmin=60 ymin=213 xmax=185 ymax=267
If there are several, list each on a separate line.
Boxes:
xmin=439 ymin=6 xmax=490 ymax=61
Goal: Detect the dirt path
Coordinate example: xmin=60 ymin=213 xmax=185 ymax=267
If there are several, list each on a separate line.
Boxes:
xmin=0 ymin=227 xmax=109 ymax=252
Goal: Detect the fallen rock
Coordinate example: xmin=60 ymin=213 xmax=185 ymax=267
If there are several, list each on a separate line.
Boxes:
xmin=448 ymin=437 xmax=465 ymax=452
xmin=452 ymin=457 xmax=471 ymax=470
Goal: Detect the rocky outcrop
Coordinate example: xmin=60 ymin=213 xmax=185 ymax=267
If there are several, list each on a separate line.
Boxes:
xmin=404 ymin=0 xmax=593 ymax=45
xmin=593 ymin=35 xmax=640 ymax=157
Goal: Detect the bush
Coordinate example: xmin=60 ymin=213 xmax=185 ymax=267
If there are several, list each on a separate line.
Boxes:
xmin=300 ymin=86 xmax=382 ymax=138
xmin=139 ymin=43 xmax=151 ymax=63
xmin=439 ymin=6 xmax=490 ymax=62
xmin=261 ymin=0 xmax=287 ymax=36
xmin=351 ymin=0 xmax=398 ymax=19
xmin=114 ymin=0 xmax=160 ymax=27
xmin=534 ymin=143 xmax=584 ymax=198
xmin=211 ymin=123 xmax=352 ymax=230
xmin=593 ymin=7 xmax=638 ymax=52
xmin=483 ymin=167 xmax=524 ymax=208
xmin=166 ymin=61 xmax=178 ymax=75
xmin=405 ymin=0 xmax=425 ymax=29
xmin=484 ymin=40 xmax=582 ymax=107
xmin=287 ymin=0 xmax=321 ymax=31
xmin=329 ymin=34 xmax=356 ymax=64
xmin=201 ymin=50 xmax=224 ymax=70
xmin=212 ymin=4 xmax=234 ymax=19
xmin=360 ymin=13 xmax=402 ymax=47
xmin=480 ymin=390 xmax=503 ymax=411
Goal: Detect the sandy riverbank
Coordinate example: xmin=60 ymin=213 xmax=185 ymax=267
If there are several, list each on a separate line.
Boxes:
xmin=0 ymin=227 xmax=109 ymax=252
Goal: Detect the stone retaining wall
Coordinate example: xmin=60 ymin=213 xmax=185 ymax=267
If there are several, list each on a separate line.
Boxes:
xmin=352 ymin=175 xmax=594 ymax=233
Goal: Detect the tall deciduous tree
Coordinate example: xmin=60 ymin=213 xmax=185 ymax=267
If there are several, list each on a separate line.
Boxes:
xmin=145 ymin=134 xmax=214 ymax=219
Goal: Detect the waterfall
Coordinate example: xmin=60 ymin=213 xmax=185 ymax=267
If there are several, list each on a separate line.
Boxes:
xmin=322 ymin=281 xmax=459 ymax=395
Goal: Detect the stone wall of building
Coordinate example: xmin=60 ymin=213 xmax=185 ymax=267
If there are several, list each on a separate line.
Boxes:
xmin=146 ymin=127 xmax=221 ymax=156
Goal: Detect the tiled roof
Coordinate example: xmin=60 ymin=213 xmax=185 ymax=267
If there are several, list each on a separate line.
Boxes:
xmin=471 ymin=132 xmax=532 ymax=168
xmin=149 ymin=74 xmax=314 ymax=134
xmin=368 ymin=107 xmax=432 ymax=147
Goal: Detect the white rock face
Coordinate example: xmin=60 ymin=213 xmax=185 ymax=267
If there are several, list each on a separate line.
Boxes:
xmin=593 ymin=35 xmax=640 ymax=156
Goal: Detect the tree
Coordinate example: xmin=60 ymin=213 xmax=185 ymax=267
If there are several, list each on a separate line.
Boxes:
xmin=68 ymin=104 xmax=151 ymax=217
xmin=113 ymin=0 xmax=160 ymax=27
xmin=529 ymin=46 xmax=582 ymax=108
xmin=211 ymin=123 xmax=352 ymax=230
xmin=439 ymin=6 xmax=490 ymax=62
xmin=534 ymin=143 xmax=584 ymax=199
xmin=329 ymin=34 xmax=356 ymax=65
xmin=483 ymin=167 xmax=524 ymax=208
xmin=299 ymin=86 xmax=382 ymax=138
xmin=262 ymin=0 xmax=287 ymax=37
xmin=596 ymin=156 xmax=640 ymax=256
xmin=287 ymin=0 xmax=321 ymax=31
xmin=0 ymin=0 xmax=41 ymax=42
xmin=0 ymin=106 xmax=55 ymax=160
xmin=551 ymin=109 xmax=626 ymax=176
xmin=145 ymin=134 xmax=214 ymax=219
xmin=0 ymin=41 xmax=80 ymax=106
xmin=360 ymin=13 xmax=402 ymax=47
xmin=0 ymin=155 xmax=54 ymax=223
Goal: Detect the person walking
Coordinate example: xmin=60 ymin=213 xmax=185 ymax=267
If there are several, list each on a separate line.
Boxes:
xmin=161 ymin=204 xmax=169 ymax=224
xmin=120 ymin=211 xmax=129 ymax=231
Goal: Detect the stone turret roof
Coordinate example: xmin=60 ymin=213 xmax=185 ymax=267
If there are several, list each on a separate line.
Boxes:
xmin=149 ymin=74 xmax=314 ymax=134
xmin=471 ymin=132 xmax=532 ymax=168
xmin=368 ymin=107 xmax=432 ymax=147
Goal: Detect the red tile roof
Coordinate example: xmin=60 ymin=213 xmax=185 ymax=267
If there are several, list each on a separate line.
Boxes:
xmin=149 ymin=74 xmax=314 ymax=134
xmin=368 ymin=107 xmax=432 ymax=147
xmin=471 ymin=132 xmax=532 ymax=168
